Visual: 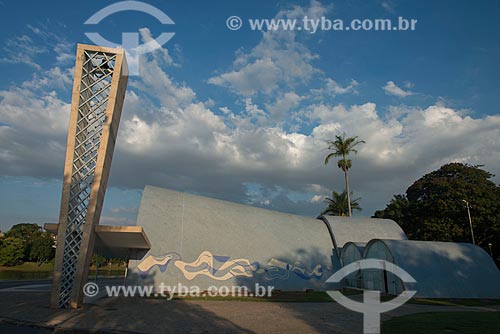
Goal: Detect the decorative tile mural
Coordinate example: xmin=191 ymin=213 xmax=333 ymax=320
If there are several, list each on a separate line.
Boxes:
xmin=137 ymin=250 xmax=331 ymax=281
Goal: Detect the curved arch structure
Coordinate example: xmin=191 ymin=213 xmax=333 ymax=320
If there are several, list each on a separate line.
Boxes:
xmin=339 ymin=242 xmax=364 ymax=289
xmin=318 ymin=215 xmax=407 ymax=259
xmin=363 ymin=239 xmax=500 ymax=298
xmin=340 ymin=242 xmax=364 ymax=266
xmin=128 ymin=185 xmax=500 ymax=297
xmin=129 ymin=186 xmax=336 ymax=290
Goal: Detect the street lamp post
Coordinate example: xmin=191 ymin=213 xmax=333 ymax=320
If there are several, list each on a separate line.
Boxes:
xmin=462 ymin=199 xmax=476 ymax=245
xmin=488 ymin=243 xmax=493 ymax=257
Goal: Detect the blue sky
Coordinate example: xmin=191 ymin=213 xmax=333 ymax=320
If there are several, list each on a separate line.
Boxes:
xmin=1 ymin=0 xmax=500 ymax=232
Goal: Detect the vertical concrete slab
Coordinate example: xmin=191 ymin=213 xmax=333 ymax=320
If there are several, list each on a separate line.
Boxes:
xmin=51 ymin=44 xmax=128 ymax=308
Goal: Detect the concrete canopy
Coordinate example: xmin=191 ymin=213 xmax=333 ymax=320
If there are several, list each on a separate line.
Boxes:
xmin=364 ymin=239 xmax=500 ymax=299
xmin=45 ymin=223 xmax=150 ymax=259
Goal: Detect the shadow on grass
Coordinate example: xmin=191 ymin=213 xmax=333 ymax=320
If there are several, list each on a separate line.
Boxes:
xmin=408 ymin=298 xmax=500 ymax=307
xmin=382 ymin=312 xmax=500 ymax=334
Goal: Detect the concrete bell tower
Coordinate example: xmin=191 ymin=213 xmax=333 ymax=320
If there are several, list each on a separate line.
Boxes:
xmin=50 ymin=44 xmax=128 ymax=308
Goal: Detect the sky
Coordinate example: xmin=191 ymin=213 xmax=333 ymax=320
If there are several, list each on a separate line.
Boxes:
xmin=1 ymin=0 xmax=500 ymax=232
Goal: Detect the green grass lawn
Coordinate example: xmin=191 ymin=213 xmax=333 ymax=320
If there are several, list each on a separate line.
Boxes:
xmin=383 ymin=312 xmax=500 ymax=334
xmin=0 ymin=261 xmax=54 ymax=272
xmin=409 ymin=298 xmax=500 ymax=307
xmin=0 ymin=261 xmax=125 ymax=280
xmin=0 ymin=261 xmax=126 ymax=272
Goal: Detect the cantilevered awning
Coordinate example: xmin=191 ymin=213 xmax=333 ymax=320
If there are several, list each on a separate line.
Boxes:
xmin=44 ymin=223 xmax=150 ymax=259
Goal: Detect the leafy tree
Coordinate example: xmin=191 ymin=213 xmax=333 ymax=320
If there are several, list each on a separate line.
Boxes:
xmin=0 ymin=237 xmax=25 ymax=266
xmin=109 ymin=257 xmax=125 ymax=265
xmin=92 ymin=253 xmax=107 ymax=280
xmin=92 ymin=253 xmax=107 ymax=268
xmin=321 ymin=190 xmax=362 ymax=216
xmin=373 ymin=195 xmax=413 ymax=236
xmin=6 ymin=223 xmax=41 ymax=241
xmin=324 ymin=133 xmax=365 ymax=217
xmin=6 ymin=223 xmax=43 ymax=261
xmin=30 ymin=232 xmax=54 ymax=264
xmin=374 ymin=163 xmax=500 ymax=251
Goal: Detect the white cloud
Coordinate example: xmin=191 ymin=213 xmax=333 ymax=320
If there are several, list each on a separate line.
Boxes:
xmin=0 ymin=35 xmax=46 ymax=69
xmin=208 ymin=59 xmax=282 ymax=96
xmin=129 ymin=36 xmax=196 ymax=110
xmin=383 ymin=81 xmax=414 ymax=97
xmin=109 ymin=207 xmax=138 ymax=214
xmin=0 ymin=83 xmax=70 ymax=177
xmin=1 ymin=2 xmax=500 ymax=220
xmin=0 ymin=24 xmax=75 ymax=69
xmin=207 ymin=1 xmax=358 ymax=109
xmin=265 ymin=92 xmax=302 ymax=121
xmin=22 ymin=66 xmax=73 ymax=91
xmin=311 ymin=78 xmax=359 ymax=97
xmin=137 ymin=28 xmax=177 ymax=67
xmin=0 ymin=88 xmax=69 ymax=136
xmin=310 ymin=195 xmax=323 ymax=203
xmin=53 ymin=41 xmax=75 ymax=65
xmin=2 ymin=47 xmax=500 ymax=217
xmin=219 ymin=106 xmax=231 ymax=115
xmin=243 ymin=98 xmax=268 ymax=124
xmin=403 ymin=81 xmax=414 ymax=89
xmin=207 ymin=1 xmax=328 ymax=96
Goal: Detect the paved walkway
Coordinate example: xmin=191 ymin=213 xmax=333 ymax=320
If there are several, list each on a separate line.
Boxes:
xmin=1 ymin=285 xmax=499 ymax=334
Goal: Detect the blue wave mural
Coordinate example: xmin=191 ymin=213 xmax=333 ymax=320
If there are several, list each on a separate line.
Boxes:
xmin=136 ymin=250 xmax=331 ymax=281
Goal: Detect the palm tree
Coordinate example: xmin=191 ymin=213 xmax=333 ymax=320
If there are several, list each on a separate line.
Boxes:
xmin=324 ymin=133 xmax=365 ymax=217
xmin=321 ymin=190 xmax=362 ymax=216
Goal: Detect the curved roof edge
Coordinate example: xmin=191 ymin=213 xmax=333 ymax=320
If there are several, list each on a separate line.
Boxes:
xmin=142 ymin=185 xmax=324 ymax=224
xmin=318 ymin=216 xmax=407 ymax=251
xmin=364 ymin=239 xmax=500 ymax=299
xmin=340 ymin=241 xmax=364 ymax=261
xmin=134 ymin=185 xmax=337 ymax=290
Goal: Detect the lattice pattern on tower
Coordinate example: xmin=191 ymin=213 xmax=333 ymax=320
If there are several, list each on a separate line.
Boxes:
xmin=57 ymin=51 xmax=116 ymax=308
